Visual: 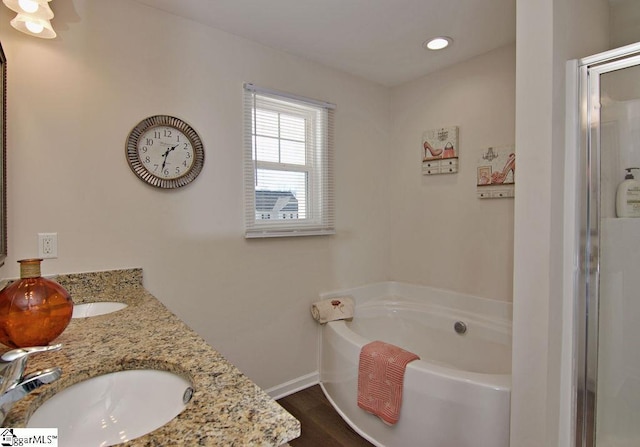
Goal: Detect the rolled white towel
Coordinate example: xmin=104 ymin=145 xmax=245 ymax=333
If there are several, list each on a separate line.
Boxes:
xmin=311 ymin=296 xmax=354 ymax=324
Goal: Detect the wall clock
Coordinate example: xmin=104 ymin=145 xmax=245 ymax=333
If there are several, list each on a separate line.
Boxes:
xmin=126 ymin=115 xmax=204 ymax=189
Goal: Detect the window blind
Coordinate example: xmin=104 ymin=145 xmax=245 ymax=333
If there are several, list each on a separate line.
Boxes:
xmin=243 ymin=83 xmax=335 ymax=238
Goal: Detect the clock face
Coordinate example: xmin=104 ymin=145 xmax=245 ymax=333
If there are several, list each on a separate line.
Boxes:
xmin=138 ymin=125 xmax=194 ymax=180
xmin=126 ymin=116 xmax=204 ymax=189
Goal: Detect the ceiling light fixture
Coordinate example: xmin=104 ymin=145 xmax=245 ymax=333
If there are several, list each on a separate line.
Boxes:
xmin=3 ymin=0 xmax=56 ymax=39
xmin=423 ymin=36 xmax=452 ymax=51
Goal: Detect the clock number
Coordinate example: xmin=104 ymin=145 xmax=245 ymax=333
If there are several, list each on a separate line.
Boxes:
xmin=144 ymin=156 xmax=151 ymax=163
xmin=175 ymin=167 xmax=181 ymax=175
xmin=141 ymin=146 xmax=148 ymax=153
xmin=183 ymin=143 xmax=189 ymax=150
xmin=145 ymin=138 xmax=154 ymax=146
xmin=154 ymin=131 xmax=161 ymax=139
xmin=164 ymin=129 xmax=172 ymax=138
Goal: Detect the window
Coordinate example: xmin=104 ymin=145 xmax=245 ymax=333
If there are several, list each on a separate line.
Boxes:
xmin=243 ymin=84 xmax=335 ymax=238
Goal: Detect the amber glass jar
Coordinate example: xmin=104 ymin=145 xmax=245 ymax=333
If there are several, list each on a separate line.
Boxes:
xmin=0 ymin=259 xmax=73 ymax=348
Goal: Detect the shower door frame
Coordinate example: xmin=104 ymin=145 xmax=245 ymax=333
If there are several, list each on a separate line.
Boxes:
xmin=573 ymin=41 xmax=640 ymax=447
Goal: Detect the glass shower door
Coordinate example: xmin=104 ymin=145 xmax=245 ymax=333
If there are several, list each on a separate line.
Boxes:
xmin=592 ymin=58 xmax=640 ymax=447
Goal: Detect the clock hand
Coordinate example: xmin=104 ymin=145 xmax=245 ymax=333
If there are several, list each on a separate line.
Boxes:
xmin=160 ymin=150 xmax=170 ymax=170
xmin=161 ymin=145 xmax=179 ymax=171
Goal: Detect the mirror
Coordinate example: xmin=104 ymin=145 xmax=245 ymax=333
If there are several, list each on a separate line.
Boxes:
xmin=0 ymin=42 xmax=6 ymax=266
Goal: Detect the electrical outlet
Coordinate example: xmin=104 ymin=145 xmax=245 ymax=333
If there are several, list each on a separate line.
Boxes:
xmin=38 ymin=233 xmax=58 ymax=259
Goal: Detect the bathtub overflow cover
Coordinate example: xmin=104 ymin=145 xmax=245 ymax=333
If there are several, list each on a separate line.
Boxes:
xmin=183 ymin=387 xmax=194 ymax=404
xmin=454 ymin=321 xmax=467 ymax=334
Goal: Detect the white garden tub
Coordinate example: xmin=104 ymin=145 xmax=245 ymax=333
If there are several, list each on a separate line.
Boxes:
xmin=319 ymin=282 xmax=512 ymax=447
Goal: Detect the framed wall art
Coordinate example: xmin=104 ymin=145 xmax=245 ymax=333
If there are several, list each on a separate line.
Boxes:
xmin=421 ymin=126 xmax=459 ymax=175
xmin=476 ymin=145 xmax=516 ymax=199
xmin=0 ymin=41 xmax=6 ymax=265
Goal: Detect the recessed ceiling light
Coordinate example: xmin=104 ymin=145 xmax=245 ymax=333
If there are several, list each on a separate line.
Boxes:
xmin=423 ymin=37 xmax=453 ymax=51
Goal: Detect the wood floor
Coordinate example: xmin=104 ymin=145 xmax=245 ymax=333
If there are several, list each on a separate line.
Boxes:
xmin=277 ymin=385 xmax=375 ymax=447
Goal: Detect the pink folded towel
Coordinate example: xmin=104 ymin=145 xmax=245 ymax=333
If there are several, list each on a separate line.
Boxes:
xmin=357 ymin=340 xmax=420 ymax=425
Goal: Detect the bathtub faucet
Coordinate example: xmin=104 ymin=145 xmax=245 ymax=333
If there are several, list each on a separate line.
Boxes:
xmin=0 ymin=344 xmax=62 ymax=424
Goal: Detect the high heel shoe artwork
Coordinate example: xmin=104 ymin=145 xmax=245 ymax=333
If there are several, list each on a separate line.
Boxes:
xmin=476 ymin=147 xmax=516 ymax=199
xmin=491 ymin=152 xmax=515 ymax=184
xmin=423 ymin=140 xmax=443 ymax=160
xmin=421 ymin=126 xmax=459 ymax=175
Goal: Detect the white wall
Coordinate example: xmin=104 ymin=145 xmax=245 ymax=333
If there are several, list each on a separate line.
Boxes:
xmin=390 ymin=44 xmax=516 ymax=303
xmin=0 ymin=0 xmax=391 ymax=389
xmin=512 ymin=0 xmax=610 ymax=446
xmin=611 ymin=0 xmax=640 ymax=48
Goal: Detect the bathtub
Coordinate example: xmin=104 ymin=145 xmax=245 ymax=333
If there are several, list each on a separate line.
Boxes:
xmin=319 ymin=282 xmax=512 ymax=447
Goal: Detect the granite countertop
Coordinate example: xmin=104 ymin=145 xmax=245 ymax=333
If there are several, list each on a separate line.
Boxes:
xmin=1 ymin=268 xmax=300 ymax=446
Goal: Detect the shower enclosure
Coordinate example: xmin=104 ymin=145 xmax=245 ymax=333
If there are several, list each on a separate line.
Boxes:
xmin=572 ymin=42 xmax=640 ymax=447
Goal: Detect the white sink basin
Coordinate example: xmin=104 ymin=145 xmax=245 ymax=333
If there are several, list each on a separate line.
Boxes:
xmin=27 ymin=369 xmax=193 ymax=446
xmin=72 ymin=302 xmax=127 ymax=318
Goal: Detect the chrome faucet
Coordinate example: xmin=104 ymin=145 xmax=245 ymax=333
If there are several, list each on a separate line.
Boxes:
xmin=0 ymin=344 xmax=62 ymax=424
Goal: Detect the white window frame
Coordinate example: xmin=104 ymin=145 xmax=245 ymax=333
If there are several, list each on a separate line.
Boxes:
xmin=243 ymin=83 xmax=335 ymax=238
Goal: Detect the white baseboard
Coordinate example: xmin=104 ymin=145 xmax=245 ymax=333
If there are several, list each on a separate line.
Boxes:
xmin=265 ymin=371 xmax=319 ymax=400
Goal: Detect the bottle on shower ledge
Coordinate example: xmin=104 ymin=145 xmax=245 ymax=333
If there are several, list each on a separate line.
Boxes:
xmin=616 ymin=167 xmax=640 ymax=218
